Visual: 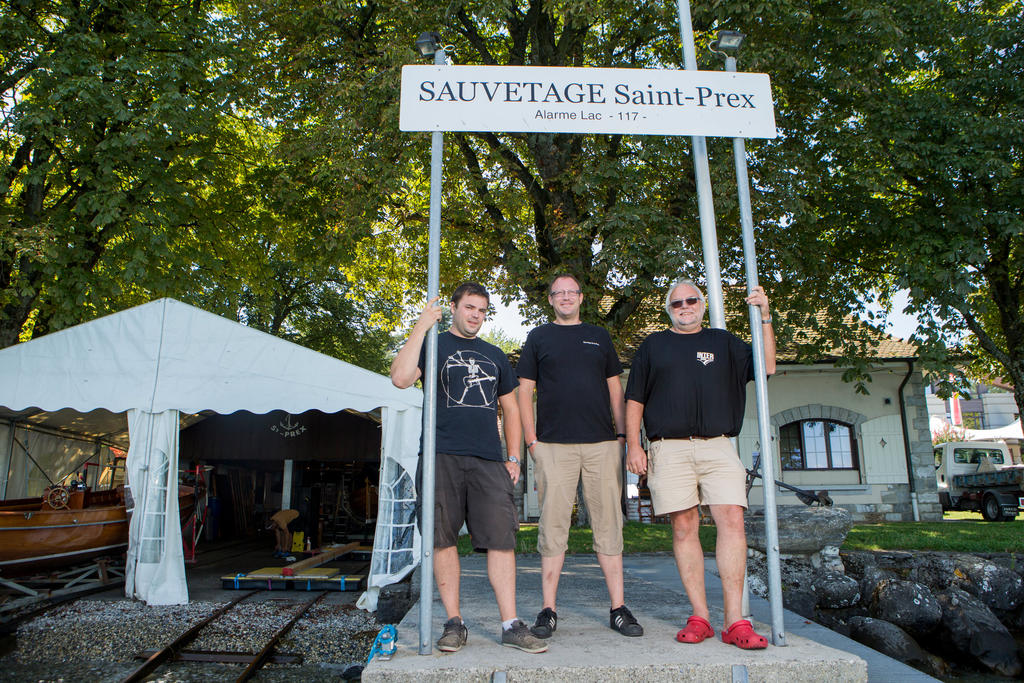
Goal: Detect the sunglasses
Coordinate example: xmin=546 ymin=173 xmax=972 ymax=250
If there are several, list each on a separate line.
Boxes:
xmin=669 ymin=297 xmax=702 ymax=310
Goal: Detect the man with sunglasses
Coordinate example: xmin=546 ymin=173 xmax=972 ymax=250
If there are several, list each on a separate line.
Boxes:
xmin=517 ymin=274 xmax=643 ymax=640
xmin=625 ymin=278 xmax=775 ymax=650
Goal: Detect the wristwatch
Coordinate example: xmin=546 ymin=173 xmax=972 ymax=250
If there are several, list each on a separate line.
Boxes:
xmin=507 ymin=455 xmax=520 ymax=465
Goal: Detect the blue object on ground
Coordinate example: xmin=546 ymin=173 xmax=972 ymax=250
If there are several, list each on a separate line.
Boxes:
xmin=367 ymin=624 xmax=397 ymax=663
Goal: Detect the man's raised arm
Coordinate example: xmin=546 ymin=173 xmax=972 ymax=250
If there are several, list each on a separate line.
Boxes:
xmin=390 ymin=296 xmax=444 ymax=388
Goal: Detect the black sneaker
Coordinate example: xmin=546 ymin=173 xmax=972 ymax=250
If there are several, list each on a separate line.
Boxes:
xmin=501 ymin=619 xmax=548 ymax=653
xmin=610 ymin=605 xmax=643 ymax=637
xmin=437 ymin=616 xmax=468 ymax=652
xmin=530 ymin=607 xmax=557 ymax=639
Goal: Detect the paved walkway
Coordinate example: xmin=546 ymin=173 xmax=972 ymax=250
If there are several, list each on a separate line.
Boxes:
xmin=364 ymin=553 xmax=938 ymax=682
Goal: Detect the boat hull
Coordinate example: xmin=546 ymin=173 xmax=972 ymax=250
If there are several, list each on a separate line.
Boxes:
xmin=0 ymin=505 xmax=128 ymax=575
xmin=0 ymin=487 xmax=195 ymax=576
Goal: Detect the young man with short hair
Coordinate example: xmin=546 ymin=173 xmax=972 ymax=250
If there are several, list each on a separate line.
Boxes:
xmin=391 ymin=282 xmax=546 ymax=654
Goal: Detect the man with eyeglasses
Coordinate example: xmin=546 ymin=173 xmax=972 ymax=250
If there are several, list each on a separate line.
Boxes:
xmin=625 ymin=278 xmax=775 ymax=650
xmin=517 ymin=273 xmax=643 ymax=640
xmin=391 ymin=282 xmax=547 ymax=654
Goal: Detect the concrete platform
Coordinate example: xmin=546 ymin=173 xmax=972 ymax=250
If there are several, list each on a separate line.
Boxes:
xmin=364 ymin=554 xmax=882 ymax=683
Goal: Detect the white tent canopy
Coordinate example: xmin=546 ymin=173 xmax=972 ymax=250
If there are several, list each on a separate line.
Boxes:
xmin=930 ymin=415 xmax=1023 ymax=442
xmin=0 ymin=298 xmax=422 ymax=607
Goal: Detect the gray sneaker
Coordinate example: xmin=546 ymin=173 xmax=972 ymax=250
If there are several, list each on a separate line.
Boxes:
xmin=501 ymin=619 xmax=548 ymax=653
xmin=437 ymin=616 xmax=468 ymax=652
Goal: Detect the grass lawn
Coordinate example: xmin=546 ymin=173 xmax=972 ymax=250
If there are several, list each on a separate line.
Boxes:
xmin=844 ymin=512 xmax=1024 ymax=553
xmin=458 ymin=521 xmax=680 ymax=555
xmin=457 ymin=514 xmax=1024 ymax=555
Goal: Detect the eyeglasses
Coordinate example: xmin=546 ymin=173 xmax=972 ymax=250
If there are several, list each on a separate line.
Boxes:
xmin=550 ymin=289 xmax=581 ymax=298
xmin=669 ymin=297 xmax=702 ymax=310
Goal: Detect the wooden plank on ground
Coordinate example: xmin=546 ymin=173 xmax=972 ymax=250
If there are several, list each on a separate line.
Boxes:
xmin=291 ymin=567 xmax=339 ymax=579
xmin=281 ymin=542 xmax=359 ymax=576
xmin=246 ymin=567 xmax=285 ymax=578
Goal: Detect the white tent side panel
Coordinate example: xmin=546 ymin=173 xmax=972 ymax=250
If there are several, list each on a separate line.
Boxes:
xmin=358 ymin=405 xmax=421 ymax=611
xmin=125 ymin=409 xmax=187 ymax=605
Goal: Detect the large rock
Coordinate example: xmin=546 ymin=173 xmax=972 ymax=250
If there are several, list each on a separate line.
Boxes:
xmin=868 ymin=578 xmax=942 ymax=638
xmin=745 ymin=505 xmax=853 ymax=555
xmin=783 ymin=586 xmax=817 ymax=619
xmin=839 ymin=550 xmax=878 ymax=577
xmin=904 ymin=553 xmax=1024 ymax=613
xmin=906 ymin=554 xmax=955 ymax=590
xmin=858 ymin=566 xmax=898 ymax=608
xmin=936 ymin=587 xmax=1023 ymax=678
xmin=815 ymin=606 xmax=868 ymax=636
xmin=950 ymin=555 xmax=1024 ymax=613
xmin=847 ymin=616 xmax=947 ymax=678
xmin=813 ymin=571 xmax=861 ymax=609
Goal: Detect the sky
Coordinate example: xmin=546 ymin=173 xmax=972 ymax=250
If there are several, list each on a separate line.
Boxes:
xmin=489 ymin=290 xmax=922 ymax=343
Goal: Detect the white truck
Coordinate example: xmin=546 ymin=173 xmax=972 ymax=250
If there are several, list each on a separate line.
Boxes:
xmin=934 ymin=441 xmax=1024 ymax=521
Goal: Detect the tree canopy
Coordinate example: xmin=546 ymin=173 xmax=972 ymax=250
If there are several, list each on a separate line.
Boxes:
xmin=3 ymin=0 xmax=1021 ymax=420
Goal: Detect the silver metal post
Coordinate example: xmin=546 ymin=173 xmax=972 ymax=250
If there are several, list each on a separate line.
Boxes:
xmin=726 ymin=53 xmax=786 ymax=646
xmin=0 ymin=420 xmax=14 ymax=500
xmin=674 ymin=0 xmax=725 ymax=329
xmin=282 ymin=459 xmax=293 ymax=510
xmin=419 ymin=45 xmax=447 ymax=656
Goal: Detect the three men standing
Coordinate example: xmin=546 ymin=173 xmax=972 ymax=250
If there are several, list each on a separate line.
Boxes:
xmin=517 ymin=274 xmax=643 ymax=639
xmin=395 ymin=275 xmax=774 ymax=653
xmin=390 ymin=282 xmax=547 ymax=654
xmin=625 ymin=278 xmax=775 ymax=650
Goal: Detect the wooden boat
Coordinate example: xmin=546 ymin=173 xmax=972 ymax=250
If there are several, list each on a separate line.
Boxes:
xmin=0 ymin=485 xmax=194 ymax=576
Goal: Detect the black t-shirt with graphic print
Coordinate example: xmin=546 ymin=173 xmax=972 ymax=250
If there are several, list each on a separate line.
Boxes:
xmin=625 ymin=328 xmax=754 ymax=440
xmin=418 ymin=331 xmax=517 ymax=461
xmin=517 ymin=322 xmax=622 ymax=443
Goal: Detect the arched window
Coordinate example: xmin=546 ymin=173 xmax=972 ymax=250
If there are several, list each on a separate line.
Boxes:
xmin=779 ymin=419 xmax=858 ymax=471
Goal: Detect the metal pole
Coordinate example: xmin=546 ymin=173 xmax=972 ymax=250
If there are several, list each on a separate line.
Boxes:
xmin=419 ymin=45 xmax=447 ymax=656
xmin=726 ymin=53 xmax=786 ymax=646
xmin=282 ymin=459 xmax=293 ymax=510
xmin=674 ymin=0 xmax=726 ymax=329
xmin=0 ymin=420 xmax=14 ymax=500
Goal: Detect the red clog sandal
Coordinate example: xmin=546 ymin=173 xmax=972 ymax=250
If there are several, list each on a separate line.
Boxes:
xmin=721 ymin=619 xmax=768 ymax=649
xmin=676 ymin=615 xmax=714 ymax=643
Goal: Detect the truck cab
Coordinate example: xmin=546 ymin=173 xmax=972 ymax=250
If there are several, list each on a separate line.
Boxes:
xmin=934 ymin=441 xmax=1022 ymax=521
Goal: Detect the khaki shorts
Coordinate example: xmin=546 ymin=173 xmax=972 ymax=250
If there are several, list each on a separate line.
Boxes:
xmin=533 ymin=441 xmax=623 ymax=556
xmin=647 ymin=437 xmax=747 ymax=515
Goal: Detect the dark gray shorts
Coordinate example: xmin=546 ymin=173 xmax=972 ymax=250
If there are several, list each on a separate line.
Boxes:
xmin=416 ymin=452 xmax=518 ymax=550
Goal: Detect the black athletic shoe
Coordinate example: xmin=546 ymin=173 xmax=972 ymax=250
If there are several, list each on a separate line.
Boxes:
xmin=610 ymin=605 xmax=644 ymax=637
xmin=530 ymin=607 xmax=557 ymax=639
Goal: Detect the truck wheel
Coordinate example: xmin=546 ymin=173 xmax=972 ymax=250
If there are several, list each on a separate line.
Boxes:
xmin=982 ymin=494 xmax=1004 ymax=522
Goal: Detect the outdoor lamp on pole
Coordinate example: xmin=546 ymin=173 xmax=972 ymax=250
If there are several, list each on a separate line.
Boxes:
xmin=712 ymin=28 xmax=787 ymax=647
xmin=415 ymin=31 xmax=442 ymax=58
xmin=710 ymin=29 xmax=745 ymax=55
xmin=414 ymin=28 xmax=447 ymax=656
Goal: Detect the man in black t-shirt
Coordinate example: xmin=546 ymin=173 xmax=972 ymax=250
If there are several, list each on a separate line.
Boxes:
xmin=391 ymin=282 xmax=546 ymax=654
xmin=625 ymin=278 xmax=775 ymax=650
xmin=517 ymin=274 xmax=642 ymax=639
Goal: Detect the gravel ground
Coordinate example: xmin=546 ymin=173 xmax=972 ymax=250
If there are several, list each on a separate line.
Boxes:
xmin=0 ymin=597 xmax=382 ymax=682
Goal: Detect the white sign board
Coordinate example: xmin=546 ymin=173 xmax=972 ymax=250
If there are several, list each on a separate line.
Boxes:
xmin=400 ymin=65 xmax=777 ymax=138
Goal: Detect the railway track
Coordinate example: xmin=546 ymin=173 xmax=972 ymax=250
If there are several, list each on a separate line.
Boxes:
xmin=121 ymin=589 xmax=329 ymax=682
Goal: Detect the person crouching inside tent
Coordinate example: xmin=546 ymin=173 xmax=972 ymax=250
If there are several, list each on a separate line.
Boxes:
xmin=269 ymin=509 xmax=301 ymax=559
